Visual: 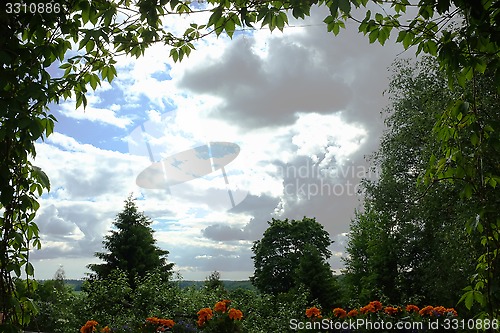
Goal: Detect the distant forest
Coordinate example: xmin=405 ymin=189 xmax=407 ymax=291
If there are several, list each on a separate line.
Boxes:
xmin=53 ymin=279 xmax=256 ymax=292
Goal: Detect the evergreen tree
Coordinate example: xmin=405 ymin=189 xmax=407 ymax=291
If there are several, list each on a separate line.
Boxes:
xmin=88 ymin=195 xmax=174 ymax=287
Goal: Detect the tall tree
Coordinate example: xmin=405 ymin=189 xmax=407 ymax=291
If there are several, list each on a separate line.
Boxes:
xmin=344 ymin=58 xmax=494 ymax=311
xmin=294 ymin=244 xmax=342 ymax=309
xmin=251 ymin=217 xmax=339 ymax=308
xmin=88 ymin=196 xmax=174 ymax=287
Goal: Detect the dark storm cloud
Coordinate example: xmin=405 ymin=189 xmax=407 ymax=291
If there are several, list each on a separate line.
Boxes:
xmin=203 ymin=224 xmax=246 ymax=241
xmin=178 ymin=34 xmax=353 ymax=129
xmin=270 ymin=151 xmax=375 ymax=236
xmin=201 ymin=194 xmax=281 ymax=242
xmin=31 ymin=201 xmax=117 ymax=260
xmin=179 ymin=6 xmax=404 ymax=134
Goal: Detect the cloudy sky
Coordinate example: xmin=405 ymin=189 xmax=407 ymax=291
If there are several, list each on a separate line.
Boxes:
xmin=31 ymin=4 xmax=411 ymax=280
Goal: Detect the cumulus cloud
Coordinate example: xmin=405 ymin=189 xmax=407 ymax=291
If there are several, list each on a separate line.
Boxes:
xmin=30 ymin=5 xmax=409 ymax=279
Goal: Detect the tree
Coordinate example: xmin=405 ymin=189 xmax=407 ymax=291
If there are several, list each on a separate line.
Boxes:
xmin=251 ymin=217 xmax=339 ymax=307
xmin=88 ymin=195 xmax=174 ymax=288
xmin=2 ymin=0 xmax=500 ymax=327
xmin=343 ymin=58 xmax=493 ymax=311
xmin=204 ymin=271 xmax=225 ymax=291
xmin=26 ymin=267 xmax=81 ymax=333
xmin=294 ymin=244 xmax=342 ymax=309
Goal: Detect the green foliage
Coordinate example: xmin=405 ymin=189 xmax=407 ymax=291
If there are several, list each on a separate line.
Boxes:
xmin=26 ymin=278 xmax=83 ymax=333
xmin=236 ymin=288 xmax=310 ymax=333
xmin=81 ymin=269 xmax=135 ymax=327
xmin=88 ymin=195 xmax=174 ymax=288
xmin=251 ymin=217 xmax=339 ymax=309
xmin=344 ymin=58 xmax=484 ymax=312
xmin=294 ymin=245 xmax=342 ymax=309
xmin=204 ymin=271 xmax=226 ymax=296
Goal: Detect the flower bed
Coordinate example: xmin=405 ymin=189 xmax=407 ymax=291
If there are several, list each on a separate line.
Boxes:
xmin=300 ymin=301 xmax=460 ymax=332
xmin=80 ymin=300 xmax=467 ymax=332
xmin=80 ymin=300 xmax=243 ymax=333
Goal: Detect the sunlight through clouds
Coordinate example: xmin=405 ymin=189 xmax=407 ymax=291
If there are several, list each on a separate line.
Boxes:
xmin=31 ymin=5 xmax=406 ymax=280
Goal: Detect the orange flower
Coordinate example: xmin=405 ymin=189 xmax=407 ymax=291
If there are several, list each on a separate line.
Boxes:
xmin=305 ymin=307 xmax=322 ymax=319
xmin=80 ymin=321 xmax=99 ymax=333
xmin=228 ymin=308 xmax=243 ymax=320
xmin=384 ymin=306 xmax=400 ymax=316
xmin=406 ymin=304 xmax=419 ymax=313
xmin=332 ymin=308 xmax=347 ymax=318
xmin=214 ymin=300 xmax=230 ymax=313
xmin=146 ymin=317 xmax=160 ymax=325
xmin=360 ymin=304 xmax=375 ymax=314
xmin=347 ymin=309 xmax=358 ymax=317
xmin=370 ymin=301 xmax=383 ymax=311
xmin=445 ymin=308 xmax=458 ymax=316
xmin=433 ymin=306 xmax=447 ymax=316
xmin=419 ymin=305 xmax=434 ymax=316
xmin=197 ymin=308 xmax=213 ymax=326
xmin=100 ymin=326 xmax=111 ymax=333
xmin=159 ymin=319 xmax=175 ymax=328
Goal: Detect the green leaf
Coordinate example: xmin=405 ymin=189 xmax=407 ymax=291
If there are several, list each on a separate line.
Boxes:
xmin=488 ymin=177 xmax=497 ymax=188
xmin=368 ymin=29 xmax=379 ymax=44
xmin=170 ymin=48 xmax=179 ymax=62
xmin=464 ymin=291 xmax=474 ymax=310
xmin=338 ymin=0 xmax=351 ymax=15
xmin=329 ymin=0 xmax=339 ymax=17
xmin=396 ymin=30 xmax=406 ymax=43
xmin=25 ymin=262 xmax=35 ymax=276
xmin=470 ymin=133 xmax=479 ymax=146
xmin=33 ymin=166 xmax=50 ymax=191
xmin=225 ymin=16 xmax=236 ymax=37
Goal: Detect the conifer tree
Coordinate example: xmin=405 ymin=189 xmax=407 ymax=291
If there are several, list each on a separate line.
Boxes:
xmin=88 ymin=195 xmax=174 ymax=287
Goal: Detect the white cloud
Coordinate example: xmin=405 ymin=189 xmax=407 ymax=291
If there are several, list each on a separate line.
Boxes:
xmin=57 ymin=86 xmax=133 ymax=128
xmin=29 ymin=5 xmax=410 ymax=280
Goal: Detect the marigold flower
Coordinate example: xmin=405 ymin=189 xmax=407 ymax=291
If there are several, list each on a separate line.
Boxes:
xmin=196 ymin=318 xmax=205 ymax=327
xmin=146 ymin=317 xmax=160 ymax=325
xmin=100 ymin=326 xmax=111 ymax=333
xmin=432 ymin=306 xmax=447 ymax=316
xmin=197 ymin=307 xmax=213 ymax=326
xmin=419 ymin=305 xmax=434 ymax=316
xmin=347 ymin=309 xmax=358 ymax=317
xmin=332 ymin=308 xmax=347 ymax=318
xmin=214 ymin=300 xmax=228 ymax=313
xmin=80 ymin=321 xmax=99 ymax=333
xmin=159 ymin=319 xmax=175 ymax=328
xmin=370 ymin=301 xmax=383 ymax=311
xmin=384 ymin=306 xmax=400 ymax=316
xmin=445 ymin=308 xmax=458 ymax=316
xmin=406 ymin=304 xmax=419 ymax=313
xmin=305 ymin=307 xmax=321 ymax=318
xmin=228 ymin=308 xmax=243 ymax=320
xmin=360 ymin=304 xmax=375 ymax=314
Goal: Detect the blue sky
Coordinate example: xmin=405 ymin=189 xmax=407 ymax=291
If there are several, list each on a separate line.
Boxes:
xmin=30 ymin=4 xmax=409 ymax=280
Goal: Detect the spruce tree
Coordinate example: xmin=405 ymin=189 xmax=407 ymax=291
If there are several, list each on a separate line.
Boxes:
xmin=88 ymin=195 xmax=174 ymax=287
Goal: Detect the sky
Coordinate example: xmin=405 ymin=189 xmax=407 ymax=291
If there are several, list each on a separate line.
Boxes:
xmin=30 ymin=3 xmax=412 ymax=280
